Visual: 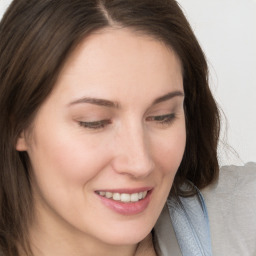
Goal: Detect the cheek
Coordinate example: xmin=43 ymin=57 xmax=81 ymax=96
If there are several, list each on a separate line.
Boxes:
xmin=153 ymin=124 xmax=186 ymax=176
xmin=28 ymin=128 xmax=110 ymax=190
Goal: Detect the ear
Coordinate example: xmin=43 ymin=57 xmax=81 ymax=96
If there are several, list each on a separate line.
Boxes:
xmin=16 ymin=131 xmax=28 ymax=151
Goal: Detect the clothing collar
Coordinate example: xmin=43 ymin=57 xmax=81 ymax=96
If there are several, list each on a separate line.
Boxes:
xmin=153 ymin=186 xmax=212 ymax=256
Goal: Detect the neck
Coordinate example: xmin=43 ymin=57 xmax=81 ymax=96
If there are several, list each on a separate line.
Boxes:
xmin=134 ymin=233 xmax=157 ymax=256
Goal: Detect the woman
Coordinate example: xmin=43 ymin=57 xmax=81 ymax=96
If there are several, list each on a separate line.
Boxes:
xmin=0 ymin=0 xmax=220 ymax=255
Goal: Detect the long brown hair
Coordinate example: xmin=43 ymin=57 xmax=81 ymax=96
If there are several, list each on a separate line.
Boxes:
xmin=0 ymin=0 xmax=220 ymax=254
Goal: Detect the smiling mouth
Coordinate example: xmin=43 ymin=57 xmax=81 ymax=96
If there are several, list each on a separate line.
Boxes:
xmin=95 ymin=191 xmax=148 ymax=203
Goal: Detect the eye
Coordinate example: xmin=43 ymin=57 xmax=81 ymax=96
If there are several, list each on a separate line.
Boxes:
xmin=146 ymin=113 xmax=176 ymax=127
xmin=79 ymin=120 xmax=111 ymax=130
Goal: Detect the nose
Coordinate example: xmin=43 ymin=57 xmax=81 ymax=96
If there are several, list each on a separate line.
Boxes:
xmin=111 ymin=123 xmax=155 ymax=179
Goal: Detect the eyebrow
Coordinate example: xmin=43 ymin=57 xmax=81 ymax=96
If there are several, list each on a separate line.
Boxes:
xmin=69 ymin=97 xmax=119 ymax=108
xmin=68 ymin=90 xmax=184 ymax=108
xmin=152 ymin=91 xmax=184 ymax=105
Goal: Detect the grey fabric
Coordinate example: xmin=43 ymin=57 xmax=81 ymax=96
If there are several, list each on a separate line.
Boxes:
xmin=202 ymin=162 xmax=256 ymax=256
xmin=154 ymin=186 xmax=212 ymax=256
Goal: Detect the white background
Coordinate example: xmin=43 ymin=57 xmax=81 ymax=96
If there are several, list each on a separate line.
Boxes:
xmin=1 ymin=0 xmax=255 ymax=165
xmin=177 ymin=0 xmax=256 ymax=165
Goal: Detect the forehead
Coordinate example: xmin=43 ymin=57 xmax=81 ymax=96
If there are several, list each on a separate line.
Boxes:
xmin=52 ymin=28 xmax=183 ymax=104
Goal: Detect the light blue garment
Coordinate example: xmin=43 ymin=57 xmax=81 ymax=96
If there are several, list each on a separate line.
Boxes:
xmin=154 ymin=186 xmax=212 ymax=256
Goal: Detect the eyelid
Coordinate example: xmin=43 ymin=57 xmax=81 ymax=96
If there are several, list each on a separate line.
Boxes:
xmin=145 ymin=113 xmax=177 ymax=128
xmin=77 ymin=112 xmax=177 ymax=131
xmin=146 ymin=113 xmax=175 ymax=121
xmin=79 ymin=119 xmax=111 ymax=129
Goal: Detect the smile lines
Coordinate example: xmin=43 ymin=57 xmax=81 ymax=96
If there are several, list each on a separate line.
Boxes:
xmin=96 ymin=191 xmax=148 ymax=203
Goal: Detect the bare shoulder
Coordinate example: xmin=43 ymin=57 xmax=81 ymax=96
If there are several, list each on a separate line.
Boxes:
xmin=202 ymin=162 xmax=256 ymax=256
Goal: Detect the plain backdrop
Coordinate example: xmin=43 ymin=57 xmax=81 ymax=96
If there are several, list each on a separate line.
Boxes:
xmin=1 ymin=0 xmax=255 ymax=165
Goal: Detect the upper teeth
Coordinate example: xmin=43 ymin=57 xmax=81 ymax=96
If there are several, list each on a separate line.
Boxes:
xmin=98 ymin=191 xmax=148 ymax=203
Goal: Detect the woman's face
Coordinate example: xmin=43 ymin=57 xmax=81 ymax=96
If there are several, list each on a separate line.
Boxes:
xmin=17 ymin=28 xmax=186 ymax=250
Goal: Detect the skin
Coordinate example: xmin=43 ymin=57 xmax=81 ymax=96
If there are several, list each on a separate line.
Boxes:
xmin=16 ymin=28 xmax=186 ymax=256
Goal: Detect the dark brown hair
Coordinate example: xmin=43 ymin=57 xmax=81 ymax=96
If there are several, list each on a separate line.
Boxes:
xmin=0 ymin=0 xmax=220 ymax=255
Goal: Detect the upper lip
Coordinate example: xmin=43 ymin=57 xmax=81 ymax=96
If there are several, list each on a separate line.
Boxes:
xmin=95 ymin=187 xmax=153 ymax=194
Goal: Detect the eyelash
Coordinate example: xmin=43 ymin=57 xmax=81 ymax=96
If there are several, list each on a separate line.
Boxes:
xmin=146 ymin=113 xmax=176 ymax=126
xmin=79 ymin=120 xmax=112 ymax=129
xmin=79 ymin=113 xmax=176 ymax=130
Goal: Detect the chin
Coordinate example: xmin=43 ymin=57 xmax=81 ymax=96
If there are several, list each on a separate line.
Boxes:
xmin=99 ymin=219 xmax=155 ymax=246
xmin=106 ymin=232 xmax=150 ymax=246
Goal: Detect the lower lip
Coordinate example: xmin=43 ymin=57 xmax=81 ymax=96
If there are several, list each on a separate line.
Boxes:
xmin=96 ymin=190 xmax=152 ymax=215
